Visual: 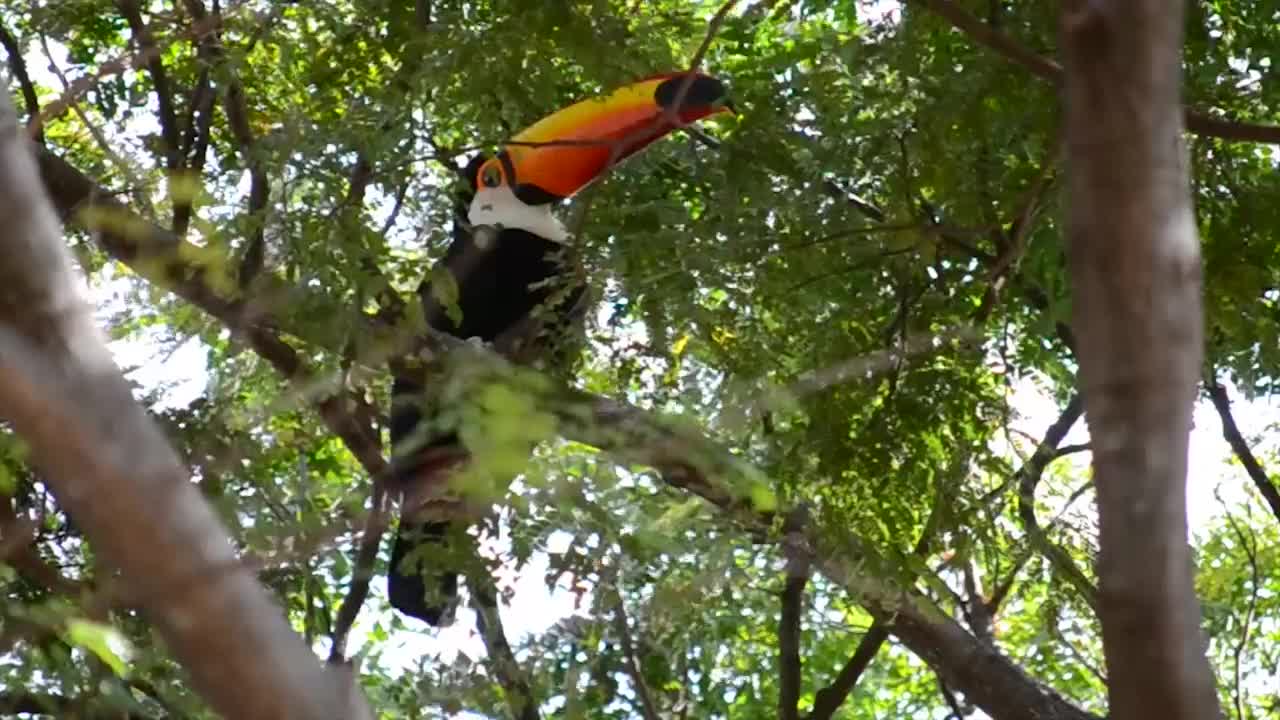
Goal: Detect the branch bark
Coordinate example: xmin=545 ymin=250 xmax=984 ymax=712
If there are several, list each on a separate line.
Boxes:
xmin=1060 ymin=2 xmax=1222 ymax=719
xmin=1015 ymin=394 xmax=1099 ymax=612
xmin=1206 ymin=379 xmax=1280 ymax=525
xmin=116 ymin=0 xmax=181 ymax=170
xmin=779 ymin=513 xmax=810 ymax=720
xmin=806 ymin=624 xmax=890 ymax=720
xmin=470 ymin=562 xmax=541 ymax=720
xmin=608 ymin=582 xmax=661 ymax=720
xmin=0 ymin=87 xmax=372 ymax=720
xmin=0 ymin=21 xmax=43 ymax=144
xmin=913 ymin=0 xmax=1280 ymax=145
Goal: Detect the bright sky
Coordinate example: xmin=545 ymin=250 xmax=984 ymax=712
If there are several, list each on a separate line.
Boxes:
xmin=28 ymin=0 xmax=1280 ymax=715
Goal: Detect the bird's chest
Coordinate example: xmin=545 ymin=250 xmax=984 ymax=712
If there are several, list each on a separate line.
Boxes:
xmin=442 ymin=230 xmax=577 ymax=341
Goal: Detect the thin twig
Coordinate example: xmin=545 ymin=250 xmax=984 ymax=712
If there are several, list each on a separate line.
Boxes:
xmin=1218 ymin=495 xmax=1259 ymax=720
xmin=608 ymin=580 xmax=661 ymax=720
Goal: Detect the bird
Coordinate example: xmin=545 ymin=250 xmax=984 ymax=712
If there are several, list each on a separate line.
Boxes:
xmin=387 ymin=71 xmax=733 ymax=626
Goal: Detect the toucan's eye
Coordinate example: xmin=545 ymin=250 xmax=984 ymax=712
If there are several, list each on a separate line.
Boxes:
xmin=480 ymin=163 xmax=502 ymax=188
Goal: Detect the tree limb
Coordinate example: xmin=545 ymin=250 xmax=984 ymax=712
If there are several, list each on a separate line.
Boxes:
xmin=779 ymin=511 xmax=810 ymax=720
xmin=0 ymin=21 xmax=42 ymax=144
xmin=806 ymin=623 xmax=889 ymax=720
xmin=0 ymin=87 xmax=372 ymax=720
xmin=1015 ymin=394 xmax=1099 ymax=613
xmin=470 ymin=560 xmax=541 ymax=720
xmin=1060 ymin=1 xmax=1222 ymax=718
xmin=608 ymin=581 xmax=661 ymax=720
xmin=913 ymin=0 xmax=1280 ymax=145
xmin=1206 ymin=379 xmax=1280 ymax=526
xmin=116 ymin=0 xmax=182 ymax=169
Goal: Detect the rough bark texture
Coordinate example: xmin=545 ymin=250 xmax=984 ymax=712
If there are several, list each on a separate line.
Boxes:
xmin=1059 ymin=2 xmax=1223 ymax=719
xmin=0 ymin=87 xmax=372 ymax=720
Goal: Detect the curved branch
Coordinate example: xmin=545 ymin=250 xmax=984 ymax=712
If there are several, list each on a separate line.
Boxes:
xmin=1015 ymin=394 xmax=1099 ymax=613
xmin=470 ymin=559 xmax=541 ymax=720
xmin=116 ymin=0 xmax=181 ymax=169
xmin=1206 ymin=379 xmax=1280 ymax=525
xmin=779 ymin=514 xmax=810 ymax=720
xmin=0 ymin=21 xmax=42 ymax=144
xmin=608 ymin=582 xmax=661 ymax=720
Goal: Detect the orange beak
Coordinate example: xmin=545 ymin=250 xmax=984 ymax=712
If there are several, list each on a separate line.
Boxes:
xmin=474 ymin=72 xmax=733 ymax=204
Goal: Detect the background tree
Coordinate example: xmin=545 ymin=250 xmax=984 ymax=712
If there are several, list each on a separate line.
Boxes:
xmin=1 ymin=1 xmax=1278 ymax=718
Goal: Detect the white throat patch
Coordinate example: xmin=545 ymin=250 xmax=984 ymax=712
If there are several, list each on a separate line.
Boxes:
xmin=468 ymin=185 xmax=569 ymax=244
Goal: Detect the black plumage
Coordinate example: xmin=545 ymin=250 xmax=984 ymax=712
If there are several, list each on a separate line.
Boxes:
xmin=387 ymin=156 xmax=587 ymax=626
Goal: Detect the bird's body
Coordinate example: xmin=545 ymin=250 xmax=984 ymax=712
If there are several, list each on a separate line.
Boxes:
xmin=387 ymin=173 xmax=586 ymax=625
xmin=385 ymin=72 xmax=732 ymax=626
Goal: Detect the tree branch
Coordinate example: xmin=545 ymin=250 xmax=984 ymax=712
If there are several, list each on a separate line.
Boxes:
xmin=1015 ymin=394 xmax=1099 ymax=613
xmin=779 ymin=512 xmax=810 ymax=720
xmin=181 ymin=0 xmax=270 ymax=287
xmin=325 ymin=483 xmax=389 ymax=663
xmin=1060 ymin=1 xmax=1222 ymax=718
xmin=608 ymin=581 xmax=661 ymax=720
xmin=0 ymin=21 xmax=42 ymax=144
xmin=116 ymin=0 xmax=182 ymax=169
xmin=913 ymin=0 xmax=1280 ymax=145
xmin=470 ymin=560 xmax=541 ymax=720
xmin=806 ymin=623 xmax=889 ymax=720
xmin=173 ymin=66 xmax=216 ymax=237
xmin=0 ymin=87 xmax=372 ymax=720
xmin=1206 ymin=379 xmax=1280 ymax=526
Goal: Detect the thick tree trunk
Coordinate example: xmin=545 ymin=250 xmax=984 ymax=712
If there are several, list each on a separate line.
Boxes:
xmin=0 ymin=86 xmax=372 ymax=720
xmin=1059 ymin=2 xmax=1223 ymax=719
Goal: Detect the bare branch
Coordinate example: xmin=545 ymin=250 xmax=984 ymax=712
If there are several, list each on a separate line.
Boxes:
xmin=608 ymin=582 xmax=661 ymax=720
xmin=779 ymin=511 xmax=810 ymax=720
xmin=0 ymin=86 xmax=372 ymax=720
xmin=470 ymin=560 xmax=541 ymax=720
xmin=116 ymin=0 xmax=181 ymax=169
xmin=806 ymin=624 xmax=890 ymax=720
xmin=1060 ymin=1 xmax=1222 ymax=717
xmin=1015 ymin=394 xmax=1099 ymax=613
xmin=172 ymin=67 xmax=216 ymax=237
xmin=783 ymin=325 xmax=981 ymax=399
xmin=1219 ymin=499 xmax=1259 ymax=720
xmin=913 ymin=0 xmax=1280 ymax=145
xmin=0 ymin=21 xmax=42 ymax=144
xmin=1206 ymin=379 xmax=1280 ymax=526
xmin=326 ymin=483 xmax=389 ymax=663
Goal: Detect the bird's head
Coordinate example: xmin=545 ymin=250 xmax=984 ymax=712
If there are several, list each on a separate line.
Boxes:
xmin=466 ymin=72 xmax=733 ymax=243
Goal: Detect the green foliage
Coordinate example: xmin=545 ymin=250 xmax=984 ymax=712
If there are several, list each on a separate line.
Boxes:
xmin=4 ymin=0 xmax=1280 ymax=718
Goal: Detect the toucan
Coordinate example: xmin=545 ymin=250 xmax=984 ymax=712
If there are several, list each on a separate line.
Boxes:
xmin=387 ymin=72 xmax=733 ymax=626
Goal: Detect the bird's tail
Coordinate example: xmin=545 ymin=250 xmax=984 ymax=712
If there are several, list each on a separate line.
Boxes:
xmin=387 ymin=518 xmax=459 ymax=627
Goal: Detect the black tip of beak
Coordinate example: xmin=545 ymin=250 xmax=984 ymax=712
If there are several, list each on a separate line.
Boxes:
xmin=656 ymin=73 xmax=731 ymax=113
